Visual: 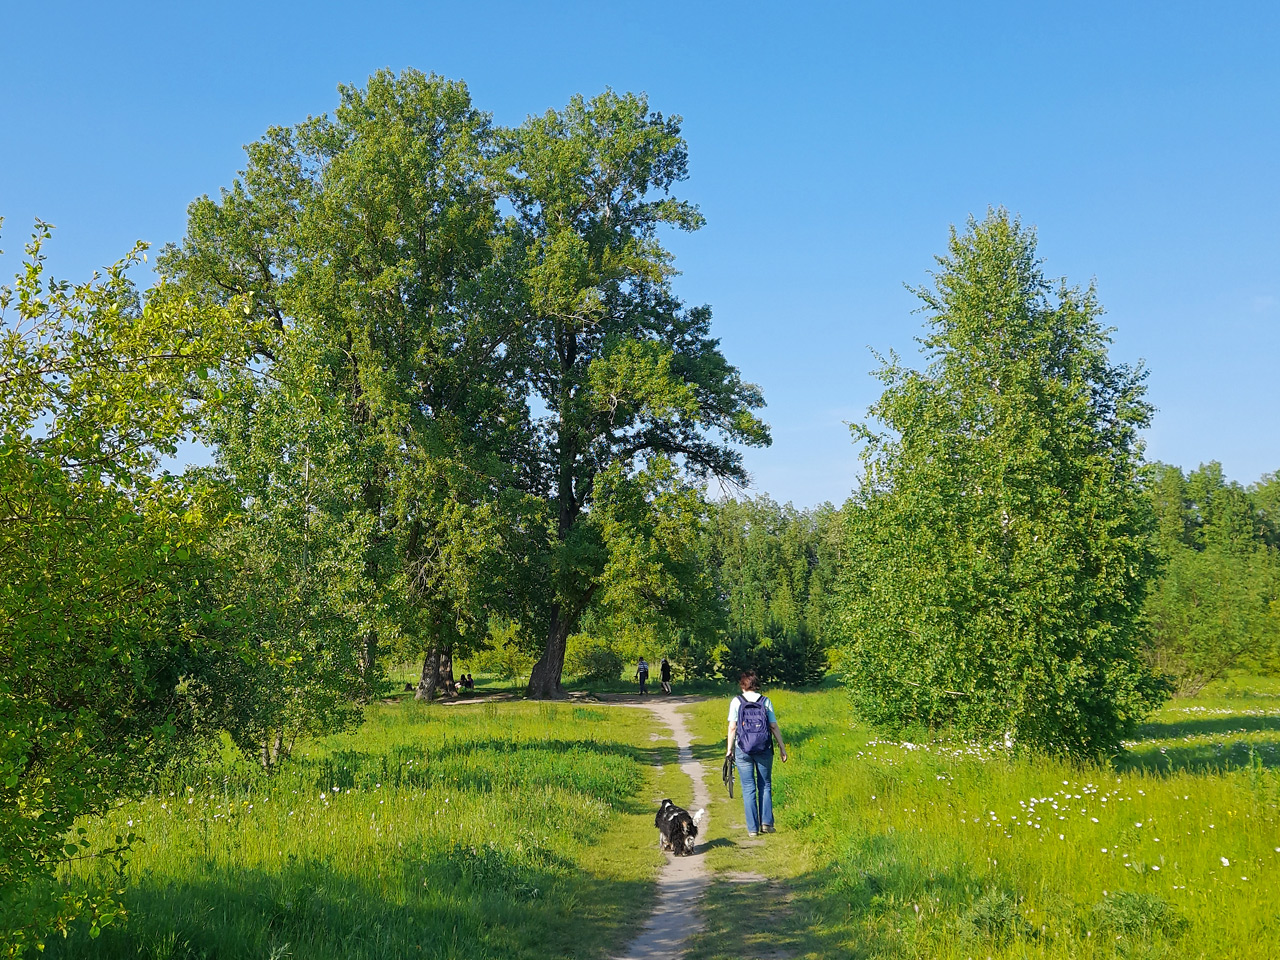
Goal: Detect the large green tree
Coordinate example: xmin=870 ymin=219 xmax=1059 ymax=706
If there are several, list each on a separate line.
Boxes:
xmin=159 ymin=70 xmax=537 ymax=704
xmin=507 ymin=91 xmax=770 ymax=697
xmin=834 ymin=209 xmax=1166 ymax=757
xmin=0 ymin=225 xmax=246 ymax=952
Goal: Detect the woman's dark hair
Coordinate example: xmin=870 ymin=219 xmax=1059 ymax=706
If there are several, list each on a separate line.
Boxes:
xmin=738 ymin=670 xmax=760 ymax=692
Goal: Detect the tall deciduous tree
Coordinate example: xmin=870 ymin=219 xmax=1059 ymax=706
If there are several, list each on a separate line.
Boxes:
xmin=835 ymin=210 xmax=1166 ymax=757
xmin=159 ymin=70 xmax=536 ymax=704
xmin=507 ymin=91 xmax=770 ymax=698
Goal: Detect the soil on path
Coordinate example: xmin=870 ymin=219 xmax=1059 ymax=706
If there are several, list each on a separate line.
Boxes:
xmin=604 ymin=695 xmax=714 ymax=960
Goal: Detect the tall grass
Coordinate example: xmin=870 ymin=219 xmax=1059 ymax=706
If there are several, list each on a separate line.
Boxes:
xmin=50 ymin=701 xmax=679 ymax=959
xmin=685 ymin=677 xmax=1280 ymax=959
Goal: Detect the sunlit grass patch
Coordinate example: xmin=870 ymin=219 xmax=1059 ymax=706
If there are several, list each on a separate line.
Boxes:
xmin=684 ymin=679 xmax=1280 ymax=959
xmin=50 ymin=700 xmax=677 ymax=959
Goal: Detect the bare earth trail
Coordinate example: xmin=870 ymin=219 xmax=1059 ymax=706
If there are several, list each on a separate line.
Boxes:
xmin=599 ymin=695 xmax=714 ymax=960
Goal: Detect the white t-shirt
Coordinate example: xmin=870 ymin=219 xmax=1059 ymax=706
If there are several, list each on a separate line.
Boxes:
xmin=728 ymin=690 xmax=777 ymax=725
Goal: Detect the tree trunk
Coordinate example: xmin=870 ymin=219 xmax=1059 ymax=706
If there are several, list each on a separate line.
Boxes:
xmin=358 ymin=628 xmax=379 ymax=703
xmin=261 ymin=728 xmax=287 ymax=771
xmin=415 ymin=645 xmax=456 ymax=701
xmin=527 ymin=607 xmax=571 ymax=699
xmin=416 ymin=647 xmax=440 ymax=702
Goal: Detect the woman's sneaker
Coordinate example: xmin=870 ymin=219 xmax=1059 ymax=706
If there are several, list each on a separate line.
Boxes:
xmin=761 ymin=824 xmax=776 ymax=833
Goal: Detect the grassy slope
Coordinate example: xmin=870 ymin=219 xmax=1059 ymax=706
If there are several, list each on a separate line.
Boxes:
xmin=682 ymin=678 xmax=1280 ymax=959
xmin=51 ymin=702 xmax=683 ymax=960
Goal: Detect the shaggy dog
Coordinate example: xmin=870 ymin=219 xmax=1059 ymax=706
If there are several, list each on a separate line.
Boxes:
xmin=655 ymin=799 xmax=705 ymax=856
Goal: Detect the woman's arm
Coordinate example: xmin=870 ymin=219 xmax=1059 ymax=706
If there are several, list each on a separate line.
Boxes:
xmin=770 ymin=722 xmax=788 ymax=762
xmin=726 ymin=721 xmax=736 ymax=757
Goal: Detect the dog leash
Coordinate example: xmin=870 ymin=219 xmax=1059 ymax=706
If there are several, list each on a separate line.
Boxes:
xmin=721 ymin=754 xmax=735 ymax=798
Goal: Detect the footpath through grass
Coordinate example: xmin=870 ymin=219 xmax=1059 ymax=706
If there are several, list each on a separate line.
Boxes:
xmin=683 ymin=677 xmax=1280 ymax=959
xmin=51 ymin=701 xmax=681 ymax=959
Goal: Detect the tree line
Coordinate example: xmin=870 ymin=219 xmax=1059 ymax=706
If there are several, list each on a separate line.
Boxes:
xmin=3 ymin=70 xmax=1278 ymax=951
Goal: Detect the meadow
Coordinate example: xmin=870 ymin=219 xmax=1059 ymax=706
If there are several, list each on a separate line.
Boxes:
xmin=684 ymin=675 xmax=1280 ymax=959
xmin=48 ymin=676 xmax=1280 ymax=959
xmin=49 ymin=699 xmax=683 ymax=959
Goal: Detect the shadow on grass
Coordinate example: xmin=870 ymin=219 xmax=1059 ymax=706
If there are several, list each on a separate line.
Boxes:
xmin=699 ymin=837 xmax=738 ymax=852
xmin=46 ymin=848 xmax=653 ymax=960
xmin=1117 ymin=736 xmax=1280 ymax=775
xmin=1135 ymin=715 xmax=1280 ymax=739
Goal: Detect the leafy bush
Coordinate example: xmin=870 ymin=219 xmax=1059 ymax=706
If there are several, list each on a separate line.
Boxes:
xmin=566 ymin=638 xmax=624 ymax=683
xmin=1093 ymin=891 xmax=1186 ymax=939
xmin=960 ymin=890 xmax=1033 ymax=944
xmin=719 ymin=631 xmax=827 ymax=686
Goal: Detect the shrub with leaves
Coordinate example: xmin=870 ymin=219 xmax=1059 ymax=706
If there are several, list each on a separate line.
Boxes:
xmin=0 ymin=223 xmax=247 ymax=952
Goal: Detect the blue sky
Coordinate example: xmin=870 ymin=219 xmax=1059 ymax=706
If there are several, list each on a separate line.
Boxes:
xmin=3 ymin=1 xmax=1276 ymax=507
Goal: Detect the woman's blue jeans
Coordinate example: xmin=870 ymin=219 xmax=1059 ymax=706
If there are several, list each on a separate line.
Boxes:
xmin=735 ymin=747 xmax=774 ymax=834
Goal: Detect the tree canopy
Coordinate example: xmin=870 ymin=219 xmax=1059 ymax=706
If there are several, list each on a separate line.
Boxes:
xmin=834 ymin=209 xmax=1166 ymax=757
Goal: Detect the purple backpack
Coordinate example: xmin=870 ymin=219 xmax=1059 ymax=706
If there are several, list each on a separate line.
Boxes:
xmin=736 ymin=694 xmax=771 ymax=754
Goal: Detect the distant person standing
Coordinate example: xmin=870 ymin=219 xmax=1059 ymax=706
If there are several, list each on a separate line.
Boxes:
xmin=725 ymin=670 xmax=788 ymax=837
xmin=635 ymin=658 xmax=650 ymax=695
xmin=660 ymin=657 xmax=672 ymax=694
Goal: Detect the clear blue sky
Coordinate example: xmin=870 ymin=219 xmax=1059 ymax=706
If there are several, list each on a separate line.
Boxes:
xmin=3 ymin=2 xmax=1276 ymax=507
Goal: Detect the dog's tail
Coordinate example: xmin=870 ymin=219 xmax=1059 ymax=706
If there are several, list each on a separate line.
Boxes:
xmin=692 ymin=808 xmax=705 ymax=827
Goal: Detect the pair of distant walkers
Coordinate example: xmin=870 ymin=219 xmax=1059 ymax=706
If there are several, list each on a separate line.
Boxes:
xmin=634 ymin=657 xmax=672 ymax=695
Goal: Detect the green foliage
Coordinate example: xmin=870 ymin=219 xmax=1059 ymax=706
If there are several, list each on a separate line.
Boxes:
xmin=1092 ymin=891 xmax=1186 ymax=940
xmin=159 ymin=69 xmax=543 ymax=703
xmin=0 ymin=222 xmax=247 ymax=953
xmin=507 ymin=90 xmax=770 ymax=695
xmin=960 ymin=890 xmax=1033 ymax=944
xmin=835 ymin=209 xmax=1165 ymax=757
xmin=700 ymin=496 xmax=840 ymax=684
xmin=45 ymin=702 xmax=669 ymax=960
xmin=1143 ymin=462 xmax=1280 ymax=693
xmin=474 ymin=620 xmax=537 ymax=686
xmin=565 ymin=637 xmax=625 ymax=683
xmin=685 ymin=680 xmax=1280 ymax=959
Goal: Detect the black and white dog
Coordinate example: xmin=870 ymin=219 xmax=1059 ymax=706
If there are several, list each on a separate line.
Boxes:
xmin=655 ymin=799 xmax=705 ymax=856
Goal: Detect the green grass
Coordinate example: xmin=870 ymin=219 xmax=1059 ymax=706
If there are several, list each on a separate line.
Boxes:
xmin=683 ymin=678 xmax=1280 ymax=959
xmin=46 ymin=676 xmax=1280 ymax=958
xmin=49 ymin=701 xmax=684 ymax=959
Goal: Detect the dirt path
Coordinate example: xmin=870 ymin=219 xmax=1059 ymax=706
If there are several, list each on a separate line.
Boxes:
xmin=609 ymin=696 xmax=713 ymax=960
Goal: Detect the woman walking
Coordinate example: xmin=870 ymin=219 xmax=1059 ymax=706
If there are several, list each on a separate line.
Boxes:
xmin=725 ymin=670 xmax=788 ymax=837
xmin=659 ymin=657 xmax=672 ymax=694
